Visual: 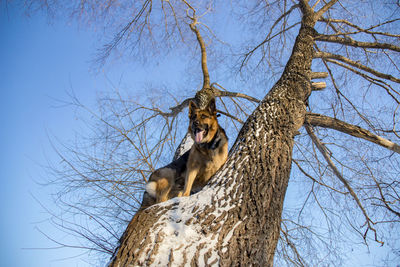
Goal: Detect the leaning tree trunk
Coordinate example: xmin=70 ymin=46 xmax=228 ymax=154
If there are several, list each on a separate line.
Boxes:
xmin=109 ymin=3 xmax=316 ymax=267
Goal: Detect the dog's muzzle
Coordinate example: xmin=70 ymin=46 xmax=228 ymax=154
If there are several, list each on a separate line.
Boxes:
xmin=193 ymin=124 xmax=208 ymax=143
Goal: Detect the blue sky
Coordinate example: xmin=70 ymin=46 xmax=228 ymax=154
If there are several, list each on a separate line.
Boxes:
xmin=0 ymin=3 xmax=187 ymax=266
xmin=0 ymin=4 xmax=104 ymax=267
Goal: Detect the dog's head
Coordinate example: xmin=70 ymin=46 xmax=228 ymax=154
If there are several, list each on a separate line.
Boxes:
xmin=188 ymin=99 xmax=218 ymax=144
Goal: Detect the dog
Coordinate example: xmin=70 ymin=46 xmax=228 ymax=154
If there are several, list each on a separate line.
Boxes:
xmin=145 ymin=98 xmax=228 ymax=204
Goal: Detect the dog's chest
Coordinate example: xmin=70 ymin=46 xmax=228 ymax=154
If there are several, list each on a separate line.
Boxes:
xmin=194 ymin=154 xmax=220 ymax=183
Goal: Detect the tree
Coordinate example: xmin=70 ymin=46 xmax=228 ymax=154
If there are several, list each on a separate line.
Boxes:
xmin=24 ymin=0 xmax=400 ymax=265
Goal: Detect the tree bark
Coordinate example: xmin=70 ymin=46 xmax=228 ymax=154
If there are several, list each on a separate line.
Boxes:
xmin=109 ymin=3 xmax=317 ymax=266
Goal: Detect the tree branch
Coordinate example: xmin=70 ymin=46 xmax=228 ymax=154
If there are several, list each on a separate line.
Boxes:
xmin=362 ymin=160 xmax=400 ymax=219
xmin=305 ymin=124 xmax=383 ymax=244
xmin=183 ymin=1 xmax=210 ymax=89
xmin=314 ymin=0 xmax=338 ymax=21
xmin=96 ymin=0 xmax=153 ymax=65
xmin=311 ymin=82 xmax=326 ymax=90
xmin=241 ymin=3 xmax=300 ymax=69
xmin=314 ymin=51 xmax=400 ymax=83
xmin=315 ymin=42 xmax=399 ymax=124
xmin=318 ymin=18 xmax=400 ymax=38
xmin=211 ymin=83 xmax=261 ymax=103
xmin=305 ymin=113 xmax=400 ymax=154
xmin=293 ymin=159 xmax=348 ymax=194
xmin=151 ymin=86 xmax=259 ymax=119
xmin=190 ymin=21 xmax=210 ymax=89
xmin=321 ymin=58 xmax=400 ymax=104
xmin=156 ymin=97 xmax=194 ymax=117
xmin=216 ymin=109 xmax=244 ymax=124
xmin=310 ymin=72 xmax=329 ymax=79
xmin=315 ymin=34 xmax=400 ymax=52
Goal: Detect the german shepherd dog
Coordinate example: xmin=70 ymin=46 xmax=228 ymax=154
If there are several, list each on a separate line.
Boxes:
xmin=145 ymin=98 xmax=228 ymax=203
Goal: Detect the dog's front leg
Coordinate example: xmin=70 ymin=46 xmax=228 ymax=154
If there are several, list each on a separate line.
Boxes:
xmin=179 ymin=168 xmax=199 ymax=197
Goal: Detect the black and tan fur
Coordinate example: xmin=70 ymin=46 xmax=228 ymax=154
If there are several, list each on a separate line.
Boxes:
xmin=145 ymin=98 xmax=228 ymax=203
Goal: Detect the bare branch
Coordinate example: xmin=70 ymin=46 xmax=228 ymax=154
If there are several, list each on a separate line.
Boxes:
xmin=241 ymin=3 xmax=300 ymax=69
xmin=362 ymin=160 xmax=400 ymax=219
xmin=315 ymin=34 xmax=400 ymax=53
xmin=314 ymin=51 xmax=400 ymax=83
xmin=97 ymin=0 xmax=153 ymax=65
xmin=311 ymin=82 xmax=326 ymax=90
xmin=293 ymin=159 xmax=348 ymax=194
xmin=212 ymin=83 xmax=261 ymax=103
xmin=314 ymin=0 xmax=338 ymax=21
xmin=318 ymin=17 xmax=400 ymax=38
xmin=154 ymin=97 xmax=194 ymax=117
xmin=280 ymin=224 xmax=307 ymax=267
xmin=322 ymin=57 xmax=400 ymax=104
xmin=149 ymin=86 xmax=259 ymax=119
xmin=216 ymin=109 xmax=244 ymax=124
xmin=310 ymin=72 xmax=329 ymax=79
xmin=182 ymin=1 xmax=210 ymax=89
xmin=305 ymin=124 xmax=383 ymax=244
xmin=311 ymin=0 xmax=322 ymax=11
xmin=305 ymin=113 xmax=400 ymax=154
xmin=315 ymin=43 xmax=391 ymax=127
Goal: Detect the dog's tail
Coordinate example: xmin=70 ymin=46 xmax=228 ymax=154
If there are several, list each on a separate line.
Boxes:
xmin=145 ymin=181 xmax=157 ymax=198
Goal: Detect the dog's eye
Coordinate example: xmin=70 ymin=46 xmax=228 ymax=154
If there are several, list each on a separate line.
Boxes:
xmin=201 ymin=115 xmax=208 ymax=119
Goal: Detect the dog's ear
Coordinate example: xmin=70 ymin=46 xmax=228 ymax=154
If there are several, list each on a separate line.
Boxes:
xmin=189 ymin=100 xmax=198 ymax=117
xmin=207 ymin=98 xmax=216 ymax=115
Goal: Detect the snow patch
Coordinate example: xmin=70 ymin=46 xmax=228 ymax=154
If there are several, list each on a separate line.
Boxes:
xmin=181 ymin=135 xmax=194 ymax=153
xmin=222 ymin=220 xmax=243 ymax=248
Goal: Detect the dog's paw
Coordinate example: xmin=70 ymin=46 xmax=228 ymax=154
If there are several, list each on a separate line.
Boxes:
xmin=178 ymin=191 xmax=191 ymax=197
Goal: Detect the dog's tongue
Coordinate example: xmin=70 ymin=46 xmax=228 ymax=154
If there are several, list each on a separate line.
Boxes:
xmin=195 ymin=130 xmax=204 ymax=143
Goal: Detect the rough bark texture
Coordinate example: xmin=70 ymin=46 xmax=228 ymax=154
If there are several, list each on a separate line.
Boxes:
xmin=109 ymin=3 xmax=316 ymax=266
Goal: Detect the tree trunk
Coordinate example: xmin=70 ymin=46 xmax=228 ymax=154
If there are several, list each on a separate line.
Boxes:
xmin=109 ymin=4 xmax=316 ymax=267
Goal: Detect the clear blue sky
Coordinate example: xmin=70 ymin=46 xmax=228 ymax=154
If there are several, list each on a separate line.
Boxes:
xmin=0 ymin=2 xmax=396 ymax=267
xmin=0 ymin=4 xmax=105 ymax=267
xmin=0 ymin=3 xmax=185 ymax=266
